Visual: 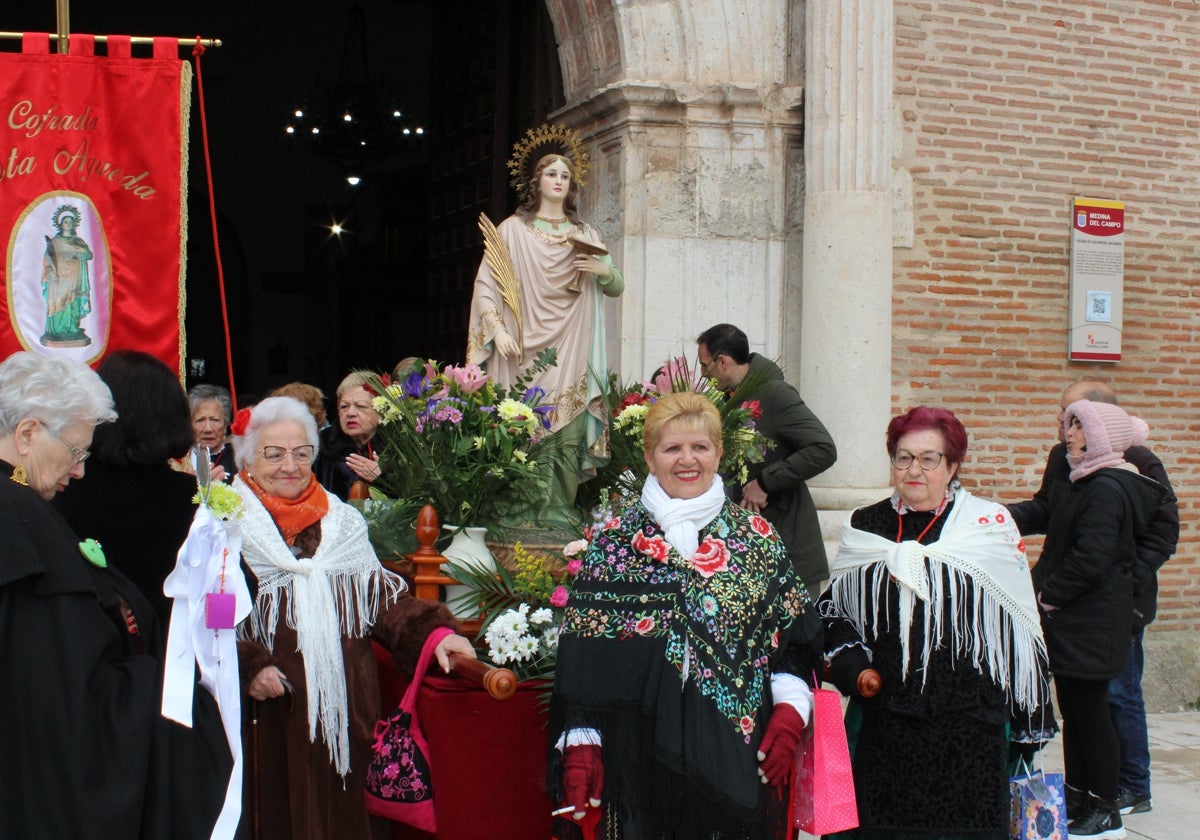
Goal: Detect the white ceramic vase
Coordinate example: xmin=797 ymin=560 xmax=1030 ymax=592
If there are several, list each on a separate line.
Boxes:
xmin=441 ymin=525 xmax=495 ymax=618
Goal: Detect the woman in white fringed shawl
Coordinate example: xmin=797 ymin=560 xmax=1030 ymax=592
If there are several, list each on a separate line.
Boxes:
xmin=819 ymin=407 xmax=1055 ymax=840
xmin=231 ymin=396 xmax=475 ymax=840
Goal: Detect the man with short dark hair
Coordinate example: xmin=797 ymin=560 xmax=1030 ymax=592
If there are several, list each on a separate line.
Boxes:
xmin=696 ymin=324 xmax=837 ymax=594
xmin=1009 ymin=379 xmax=1179 ymax=817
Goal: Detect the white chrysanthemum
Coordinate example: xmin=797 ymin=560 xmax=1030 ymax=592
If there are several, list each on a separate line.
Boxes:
xmin=491 ymin=608 xmax=529 ymax=637
xmin=515 ymin=636 xmax=540 ymax=658
xmin=541 ymin=625 xmax=560 ymax=651
xmin=530 ymin=607 xmax=554 ymax=626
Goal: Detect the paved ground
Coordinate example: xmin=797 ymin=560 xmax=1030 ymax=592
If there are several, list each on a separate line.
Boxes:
xmin=1039 ymin=711 xmax=1200 ymax=840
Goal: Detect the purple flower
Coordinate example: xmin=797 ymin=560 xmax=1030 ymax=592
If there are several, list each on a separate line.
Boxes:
xmin=522 ymin=385 xmax=547 ymax=405
xmin=533 ymin=403 xmax=554 ymax=429
xmin=402 ymin=370 xmax=426 ymax=398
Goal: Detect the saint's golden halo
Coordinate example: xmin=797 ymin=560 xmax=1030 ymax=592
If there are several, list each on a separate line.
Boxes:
xmin=506 ymin=122 xmax=591 ymax=199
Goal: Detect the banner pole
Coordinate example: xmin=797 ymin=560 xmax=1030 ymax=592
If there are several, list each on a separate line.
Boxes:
xmin=55 ymin=0 xmax=69 ymax=54
xmin=0 ymin=32 xmax=223 ymax=48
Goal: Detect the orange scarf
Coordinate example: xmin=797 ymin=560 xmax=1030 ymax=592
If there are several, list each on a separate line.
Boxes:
xmin=240 ymin=470 xmax=329 ymax=545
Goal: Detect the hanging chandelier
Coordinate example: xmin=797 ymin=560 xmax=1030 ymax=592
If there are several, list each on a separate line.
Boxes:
xmin=284 ymin=0 xmax=424 ymax=186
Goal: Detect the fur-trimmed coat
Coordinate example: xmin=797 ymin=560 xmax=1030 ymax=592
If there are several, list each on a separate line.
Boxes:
xmin=237 ymin=514 xmax=457 ymax=840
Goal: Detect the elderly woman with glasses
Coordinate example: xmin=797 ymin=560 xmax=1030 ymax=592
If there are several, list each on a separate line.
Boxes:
xmin=231 ymin=396 xmax=475 ymax=839
xmin=819 ymin=406 xmax=1055 ymax=840
xmin=0 ymin=351 xmax=166 ymax=837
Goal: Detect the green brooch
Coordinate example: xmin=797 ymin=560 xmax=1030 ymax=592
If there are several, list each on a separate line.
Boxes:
xmin=79 ymin=538 xmax=106 ymax=568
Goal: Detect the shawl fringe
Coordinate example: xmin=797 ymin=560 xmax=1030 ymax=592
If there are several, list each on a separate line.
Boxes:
xmin=829 ymin=489 xmax=1049 ymax=714
xmin=235 ymin=478 xmax=404 ymax=777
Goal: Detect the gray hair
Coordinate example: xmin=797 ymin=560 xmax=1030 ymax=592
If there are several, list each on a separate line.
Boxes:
xmin=187 ymin=383 xmax=233 ymax=424
xmin=0 ymin=351 xmax=116 ymax=435
xmin=232 ymin=395 xmax=319 ymax=470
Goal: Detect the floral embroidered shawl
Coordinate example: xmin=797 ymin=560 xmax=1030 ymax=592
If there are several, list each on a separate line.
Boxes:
xmin=554 ymin=498 xmax=812 ymax=832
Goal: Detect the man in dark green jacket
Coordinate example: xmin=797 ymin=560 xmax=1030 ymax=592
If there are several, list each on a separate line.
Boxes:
xmin=697 ymin=324 xmax=837 ymax=594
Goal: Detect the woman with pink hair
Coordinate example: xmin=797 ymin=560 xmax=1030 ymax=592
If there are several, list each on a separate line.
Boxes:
xmin=821 ymin=406 xmax=1055 ymax=839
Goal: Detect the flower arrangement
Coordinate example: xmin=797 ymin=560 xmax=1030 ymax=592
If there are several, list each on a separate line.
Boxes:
xmin=445 ymin=538 xmax=586 ymax=682
xmin=364 ymin=350 xmax=559 ymax=530
xmin=592 ymin=355 xmax=773 ymax=501
xmin=192 ymin=480 xmax=243 ymax=521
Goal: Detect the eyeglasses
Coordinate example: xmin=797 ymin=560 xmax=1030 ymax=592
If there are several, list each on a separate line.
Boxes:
xmin=37 ymin=420 xmax=90 ymax=464
xmin=259 ymin=445 xmax=315 ymax=465
xmin=890 ymin=450 xmax=945 ymax=471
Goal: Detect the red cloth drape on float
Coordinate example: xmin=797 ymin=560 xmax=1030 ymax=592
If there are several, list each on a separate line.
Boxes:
xmin=0 ymin=34 xmax=189 ymax=373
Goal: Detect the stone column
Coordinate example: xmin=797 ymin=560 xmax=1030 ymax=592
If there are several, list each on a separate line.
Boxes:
xmin=800 ymin=1 xmax=896 ymax=541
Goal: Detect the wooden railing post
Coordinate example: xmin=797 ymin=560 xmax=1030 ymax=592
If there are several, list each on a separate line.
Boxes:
xmin=407 ymin=504 xmax=483 ymax=636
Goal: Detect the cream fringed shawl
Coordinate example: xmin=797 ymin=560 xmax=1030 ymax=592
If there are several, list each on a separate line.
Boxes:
xmin=827 ymin=489 xmax=1048 ymax=713
xmin=234 ymin=478 xmax=405 ymax=776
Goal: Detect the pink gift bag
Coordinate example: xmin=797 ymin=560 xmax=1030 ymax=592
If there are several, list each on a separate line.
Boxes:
xmin=792 ymin=687 xmax=859 ymax=836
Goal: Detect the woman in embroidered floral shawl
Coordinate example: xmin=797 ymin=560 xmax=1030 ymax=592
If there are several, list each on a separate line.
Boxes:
xmin=820 ymin=407 xmax=1055 ymax=840
xmin=550 ymin=391 xmax=821 ymax=839
xmin=231 ymin=396 xmax=475 ymax=840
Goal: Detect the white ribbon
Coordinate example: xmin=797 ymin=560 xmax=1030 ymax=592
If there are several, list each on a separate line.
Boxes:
xmin=162 ymin=503 xmax=253 ymax=840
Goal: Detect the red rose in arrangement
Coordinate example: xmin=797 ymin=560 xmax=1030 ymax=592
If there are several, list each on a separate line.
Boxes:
xmin=691 ymin=537 xmax=730 ymax=578
xmin=750 ymin=515 xmax=772 ymax=537
xmin=633 ymin=530 xmax=671 ymax=562
xmin=742 ymin=400 xmax=762 ymax=421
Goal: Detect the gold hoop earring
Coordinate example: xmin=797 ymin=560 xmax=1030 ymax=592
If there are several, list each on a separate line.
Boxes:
xmin=10 ymin=463 xmax=28 ymax=486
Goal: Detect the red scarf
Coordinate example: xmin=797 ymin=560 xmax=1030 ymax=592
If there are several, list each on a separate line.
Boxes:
xmin=240 ymin=471 xmax=329 ymax=545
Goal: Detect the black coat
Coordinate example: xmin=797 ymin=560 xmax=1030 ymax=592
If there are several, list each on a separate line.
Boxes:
xmin=51 ymin=460 xmax=234 ymax=838
xmin=0 ymin=461 xmax=163 ymax=838
xmin=1031 ymin=467 xmax=1167 ymax=680
xmin=55 ymin=461 xmax=201 ymax=624
xmin=314 ymin=424 xmax=369 ymax=500
xmin=1010 ymin=443 xmax=1179 ymax=630
xmin=728 ymin=354 xmax=837 ymax=588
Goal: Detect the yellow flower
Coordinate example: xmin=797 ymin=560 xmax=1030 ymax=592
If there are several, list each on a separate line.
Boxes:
xmin=513 ymin=450 xmax=528 ymax=463
xmin=496 ymin=398 xmax=530 ymax=422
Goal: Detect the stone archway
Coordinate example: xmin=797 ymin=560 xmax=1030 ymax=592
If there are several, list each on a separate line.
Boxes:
xmin=539 ymin=0 xmax=807 ymax=380
xmin=540 ymin=0 xmax=899 ymax=553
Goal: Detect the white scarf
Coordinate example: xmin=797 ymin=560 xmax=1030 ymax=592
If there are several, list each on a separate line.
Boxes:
xmin=828 ymin=488 xmax=1048 ymax=713
xmin=234 ymin=477 xmax=405 ymax=776
xmin=640 ymin=473 xmax=727 ymax=559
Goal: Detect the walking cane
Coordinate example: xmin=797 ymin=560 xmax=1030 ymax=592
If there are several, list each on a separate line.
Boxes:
xmin=250 ymin=698 xmax=260 ymax=840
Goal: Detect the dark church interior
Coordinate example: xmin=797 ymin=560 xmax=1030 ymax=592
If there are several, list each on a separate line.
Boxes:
xmin=3 ymin=0 xmax=564 ymax=403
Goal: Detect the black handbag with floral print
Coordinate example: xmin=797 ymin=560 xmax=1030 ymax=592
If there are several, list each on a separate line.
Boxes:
xmin=364 ymin=626 xmax=453 ymax=829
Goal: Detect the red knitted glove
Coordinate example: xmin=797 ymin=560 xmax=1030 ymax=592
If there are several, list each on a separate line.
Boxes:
xmin=756 ymin=704 xmax=806 ymax=787
xmin=562 ymin=744 xmax=604 ymax=818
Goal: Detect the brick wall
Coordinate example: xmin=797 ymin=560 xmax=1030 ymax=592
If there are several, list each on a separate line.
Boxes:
xmin=892 ymin=2 xmax=1200 ymax=631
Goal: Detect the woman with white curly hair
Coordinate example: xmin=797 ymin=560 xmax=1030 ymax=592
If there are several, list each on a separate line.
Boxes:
xmin=230 ymin=395 xmax=475 ymax=839
xmin=0 ymin=351 xmax=169 ymax=837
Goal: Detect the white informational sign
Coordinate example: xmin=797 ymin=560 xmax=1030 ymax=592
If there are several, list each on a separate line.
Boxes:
xmin=1068 ymin=197 xmax=1124 ymax=362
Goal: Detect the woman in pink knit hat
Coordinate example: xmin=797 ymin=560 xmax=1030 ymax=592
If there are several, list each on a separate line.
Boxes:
xmin=1032 ymin=399 xmax=1167 ymax=840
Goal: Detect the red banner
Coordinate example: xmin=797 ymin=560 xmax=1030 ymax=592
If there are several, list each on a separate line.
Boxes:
xmin=0 ymin=36 xmax=189 ymax=373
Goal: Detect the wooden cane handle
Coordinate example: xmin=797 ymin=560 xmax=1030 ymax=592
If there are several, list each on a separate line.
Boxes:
xmin=857 ymin=668 xmax=882 ymax=698
xmin=447 ymin=652 xmax=517 ymax=700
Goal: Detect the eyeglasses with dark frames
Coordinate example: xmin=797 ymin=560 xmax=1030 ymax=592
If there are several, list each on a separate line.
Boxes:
xmin=890 ymin=450 xmax=945 ymax=471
